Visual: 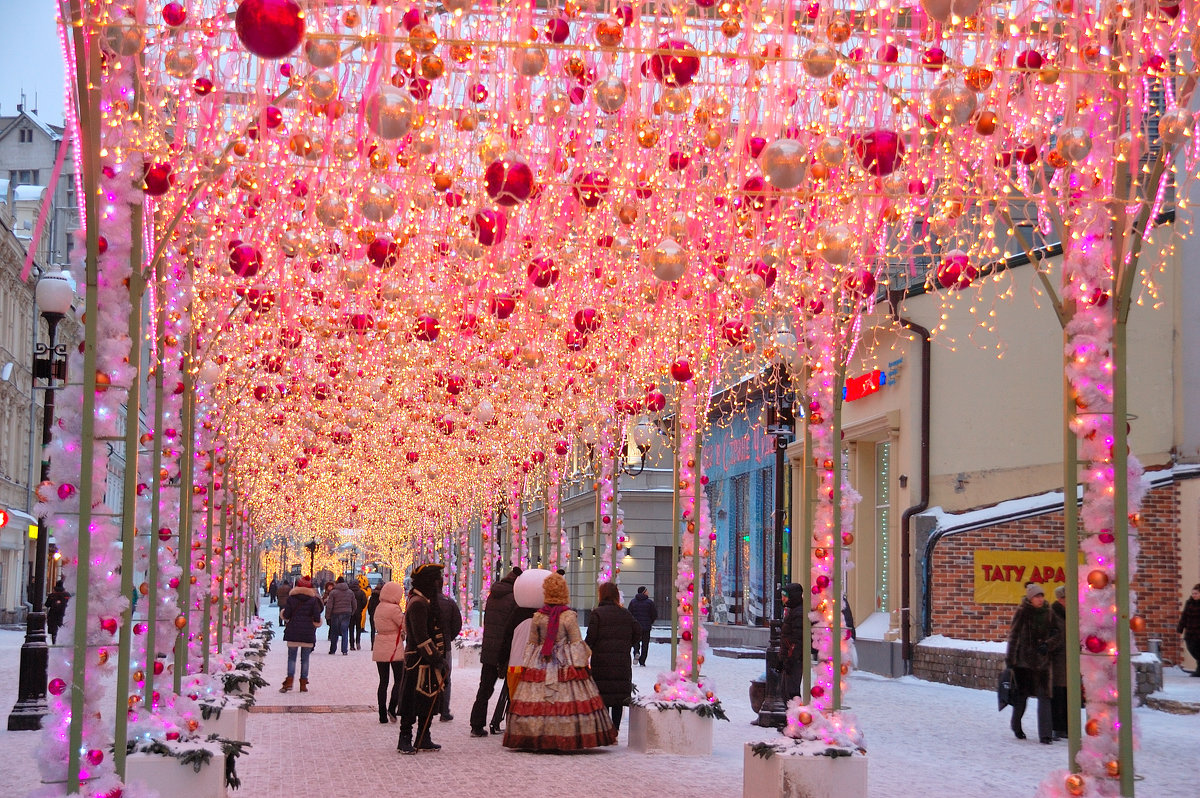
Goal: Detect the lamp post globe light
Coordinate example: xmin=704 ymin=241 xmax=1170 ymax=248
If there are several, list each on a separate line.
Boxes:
xmin=8 ymin=271 xmax=73 ymax=731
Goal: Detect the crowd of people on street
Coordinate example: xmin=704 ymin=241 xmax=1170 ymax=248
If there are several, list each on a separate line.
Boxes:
xmin=274 ymin=562 xmax=665 ymax=754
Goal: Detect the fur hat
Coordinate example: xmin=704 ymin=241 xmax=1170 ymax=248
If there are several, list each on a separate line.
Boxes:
xmin=1054 ymin=585 xmax=1066 ymax=600
xmin=1026 ymin=583 xmax=1045 ymax=600
xmin=542 ymin=573 xmax=570 ymax=606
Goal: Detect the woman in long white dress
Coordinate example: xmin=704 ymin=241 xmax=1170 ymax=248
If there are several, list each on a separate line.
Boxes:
xmin=503 ymin=573 xmax=617 ymax=751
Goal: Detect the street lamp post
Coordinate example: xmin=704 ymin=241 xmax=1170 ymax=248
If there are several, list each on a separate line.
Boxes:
xmin=305 ymin=539 xmax=317 ymax=577
xmin=8 ymin=271 xmax=73 ymax=731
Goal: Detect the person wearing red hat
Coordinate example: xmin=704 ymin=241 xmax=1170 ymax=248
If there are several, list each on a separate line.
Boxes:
xmin=280 ymin=575 xmax=324 ymax=693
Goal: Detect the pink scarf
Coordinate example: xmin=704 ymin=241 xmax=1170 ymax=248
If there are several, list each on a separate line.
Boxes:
xmin=540 ymin=604 xmax=569 ymax=659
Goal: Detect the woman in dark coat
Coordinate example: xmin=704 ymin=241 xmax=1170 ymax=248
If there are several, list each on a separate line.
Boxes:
xmin=280 ymin=576 xmax=325 ymax=693
xmin=1006 ymin=583 xmax=1063 ymax=743
xmin=778 ymin=583 xmax=806 ymax=701
xmin=45 ymin=581 xmax=70 ymax=645
xmin=1178 ymin=583 xmax=1200 ymax=675
xmin=584 ymin=581 xmax=642 ymax=732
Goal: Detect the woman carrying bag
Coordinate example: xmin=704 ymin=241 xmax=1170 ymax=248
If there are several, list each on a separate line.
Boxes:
xmin=280 ymin=576 xmax=324 ymax=693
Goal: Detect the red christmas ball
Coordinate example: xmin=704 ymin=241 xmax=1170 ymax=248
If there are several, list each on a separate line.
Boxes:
xmin=235 ymin=0 xmax=306 ymax=60
xmin=48 ymin=678 xmax=66 ymax=696
xmin=348 ymin=313 xmax=374 ymax=334
xmin=527 ymin=257 xmax=559 ymax=287
xmin=1015 ymin=50 xmax=1044 ymax=70
xmin=670 ymin=358 xmax=694 ymax=382
xmin=484 ymin=157 xmax=534 ymax=206
xmin=845 ymin=269 xmax=877 ymax=297
xmin=573 ymin=308 xmax=602 ymax=334
xmin=1084 ymin=634 xmax=1106 ymax=653
xmin=229 ymin=244 xmax=263 ymax=278
xmin=740 ymin=176 xmax=778 ymax=212
xmin=936 ymin=250 xmax=978 ymax=290
xmin=142 ymin=162 xmax=174 ymax=196
xmin=471 ymin=208 xmax=508 ymax=246
xmin=922 ymin=47 xmax=947 ymax=71
xmin=545 ymin=17 xmax=570 ymax=42
xmin=488 ymin=292 xmax=516 ymax=320
xmin=554 ymin=440 xmax=569 ymax=456
xmin=162 ymin=2 xmax=187 ymax=26
xmin=367 ymin=237 xmax=400 ymax=268
xmin=649 ymin=39 xmax=701 ymax=87
xmin=565 ymin=329 xmax=588 ymax=351
xmin=645 ymin=390 xmax=666 ymax=412
xmin=572 ymin=171 xmax=611 ymax=208
xmin=854 ymin=130 xmax=906 ymax=177
xmin=722 ymin=320 xmax=748 ymax=346
xmin=413 ymin=314 xmax=441 ymax=342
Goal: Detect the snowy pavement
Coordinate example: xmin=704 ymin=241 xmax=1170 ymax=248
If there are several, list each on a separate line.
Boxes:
xmin=1 ymin=612 xmax=1198 ymax=797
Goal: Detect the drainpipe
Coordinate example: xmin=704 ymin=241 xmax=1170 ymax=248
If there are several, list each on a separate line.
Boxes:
xmin=889 ymin=290 xmax=930 ymax=673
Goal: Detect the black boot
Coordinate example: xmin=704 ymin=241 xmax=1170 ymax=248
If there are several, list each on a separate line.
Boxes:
xmin=416 ymin=735 xmax=441 ymax=752
xmin=397 ymin=733 xmax=415 ymax=755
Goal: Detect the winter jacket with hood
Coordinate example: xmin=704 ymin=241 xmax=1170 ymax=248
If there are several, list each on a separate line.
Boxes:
xmin=372 ymin=581 xmax=406 ymax=663
xmin=629 ymin=592 xmax=657 ymax=632
xmin=480 ymin=569 xmax=521 ymax=667
xmin=324 ymin=580 xmax=356 ymax=616
xmin=779 ymin=583 xmax=806 ymax=661
xmin=585 ymin=598 xmax=642 ymax=706
xmin=1006 ymin=597 xmax=1064 ymax=699
xmin=282 ymin=586 xmax=325 ymax=645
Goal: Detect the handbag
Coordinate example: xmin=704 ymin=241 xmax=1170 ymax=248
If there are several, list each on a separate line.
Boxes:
xmin=997 ymin=666 xmax=1015 ymax=711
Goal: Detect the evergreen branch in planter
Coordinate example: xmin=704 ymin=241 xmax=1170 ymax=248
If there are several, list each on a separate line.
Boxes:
xmin=750 ymin=742 xmax=777 ymax=760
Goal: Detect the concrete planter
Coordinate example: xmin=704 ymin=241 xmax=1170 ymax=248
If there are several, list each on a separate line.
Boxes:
xmin=743 ymin=745 xmax=867 ymax=798
xmin=125 ymin=751 xmax=226 ymax=798
xmin=628 ymin=705 xmax=713 ymax=755
xmin=456 ymin=646 xmax=481 ymax=669
xmin=201 ymin=707 xmax=247 ymax=741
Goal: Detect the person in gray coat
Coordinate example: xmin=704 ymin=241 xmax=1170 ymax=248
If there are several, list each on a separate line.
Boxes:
xmin=324 ymin=577 xmax=356 ymax=655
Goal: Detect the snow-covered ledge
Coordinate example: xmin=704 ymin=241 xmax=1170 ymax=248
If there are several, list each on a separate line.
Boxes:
xmin=201 ymin=706 xmax=248 ymax=741
xmin=628 ymin=704 xmax=713 ymax=755
xmin=743 ymin=743 xmax=867 ymax=798
xmin=125 ymin=751 xmax=227 ymax=798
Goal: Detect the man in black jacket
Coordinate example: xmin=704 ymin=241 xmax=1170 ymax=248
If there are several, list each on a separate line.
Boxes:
xmin=628 ymin=586 xmax=658 ymax=666
xmin=469 ymin=567 xmax=522 ymax=737
xmin=349 ymin=578 xmax=368 ymax=650
xmin=397 ymin=564 xmax=447 ymax=754
xmin=437 ymin=592 xmax=463 ymax=722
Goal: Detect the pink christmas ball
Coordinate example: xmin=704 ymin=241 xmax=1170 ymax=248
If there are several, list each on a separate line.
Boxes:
xmin=228 ymin=244 xmax=263 ymax=278
xmin=527 ymin=257 xmax=559 ymax=287
xmin=86 ymin=749 xmax=104 ymax=767
xmin=854 ymin=130 xmax=906 ymax=177
xmin=545 ymin=17 xmax=570 ymax=43
xmin=649 ymin=39 xmax=701 ymax=87
xmin=162 ymin=2 xmax=187 ymax=26
xmin=484 ymin=157 xmax=534 ymax=206
xmin=722 ymin=320 xmax=748 ymax=346
xmin=48 ymin=677 xmax=67 ymax=696
xmin=571 ymin=171 xmax=610 ymax=208
xmin=845 ymin=269 xmax=877 ymax=297
xmin=57 ymin=483 xmax=76 ymax=500
xmin=235 ymin=0 xmax=306 ymax=60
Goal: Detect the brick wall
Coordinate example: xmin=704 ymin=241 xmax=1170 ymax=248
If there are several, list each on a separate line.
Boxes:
xmin=929 ymin=480 xmax=1183 ymax=664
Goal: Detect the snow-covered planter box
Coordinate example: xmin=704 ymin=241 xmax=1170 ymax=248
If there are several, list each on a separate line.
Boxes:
xmin=743 ymin=742 xmax=867 ymax=798
xmin=125 ymin=751 xmax=227 ymax=798
xmin=628 ymin=704 xmax=714 ymax=755
xmin=456 ymin=644 xmax=481 ymax=669
xmin=200 ymin=706 xmax=247 ymax=741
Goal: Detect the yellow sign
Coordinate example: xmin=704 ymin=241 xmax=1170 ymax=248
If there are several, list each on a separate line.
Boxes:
xmin=973 ymin=550 xmax=1080 ymax=605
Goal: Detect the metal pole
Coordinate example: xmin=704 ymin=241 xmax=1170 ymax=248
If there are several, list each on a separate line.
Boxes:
xmin=113 ymin=213 xmax=145 ymax=778
xmin=202 ymin=452 xmax=215 ymax=674
xmin=7 ymin=314 xmax=60 ymax=731
xmin=216 ymin=485 xmax=228 ymax=653
xmin=174 ymin=362 xmax=197 ymax=693
xmin=801 ymin=415 xmax=815 ymax=700
xmin=143 ymin=259 xmax=167 ymax=710
xmin=610 ymin=436 xmax=620 ymax=583
xmin=691 ymin=423 xmax=702 ymax=679
xmin=67 ymin=6 xmax=102 ymax=786
xmin=1111 ymin=316 xmax=1135 ymax=795
xmin=669 ymin=413 xmax=680 ymax=672
xmin=1062 ymin=329 xmax=1082 ymax=771
xmin=831 ymin=366 xmax=845 ymax=711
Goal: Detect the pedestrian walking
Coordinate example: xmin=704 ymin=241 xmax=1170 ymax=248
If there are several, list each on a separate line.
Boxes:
xmin=397 ymin=563 xmax=447 ymax=754
xmin=45 ymin=581 xmax=70 ymax=645
xmin=268 ymin=577 xmax=278 ymax=606
xmin=1006 ymin=583 xmax=1064 ymax=744
xmin=372 ymin=580 xmax=406 ymax=724
xmin=584 ymin=581 xmax=641 ymax=733
xmin=503 ymin=572 xmax=616 ymax=751
xmin=349 ymin=576 xmax=368 ymax=650
xmin=368 ymin=582 xmax=382 ymax=646
xmin=325 ymin=577 xmax=355 ymax=655
xmin=469 ymin=566 xmax=529 ymax=738
xmin=1177 ymin=583 xmax=1200 ymax=676
xmin=1050 ymin=585 xmax=1070 ymax=739
xmin=628 ymin=586 xmax=657 ymax=667
xmin=778 ymin=583 xmax=807 ymax=701
xmin=275 ymin=579 xmax=291 ymax=624
xmin=437 ymin=591 xmax=463 ymax=722
xmin=280 ymin=576 xmax=324 ymax=693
